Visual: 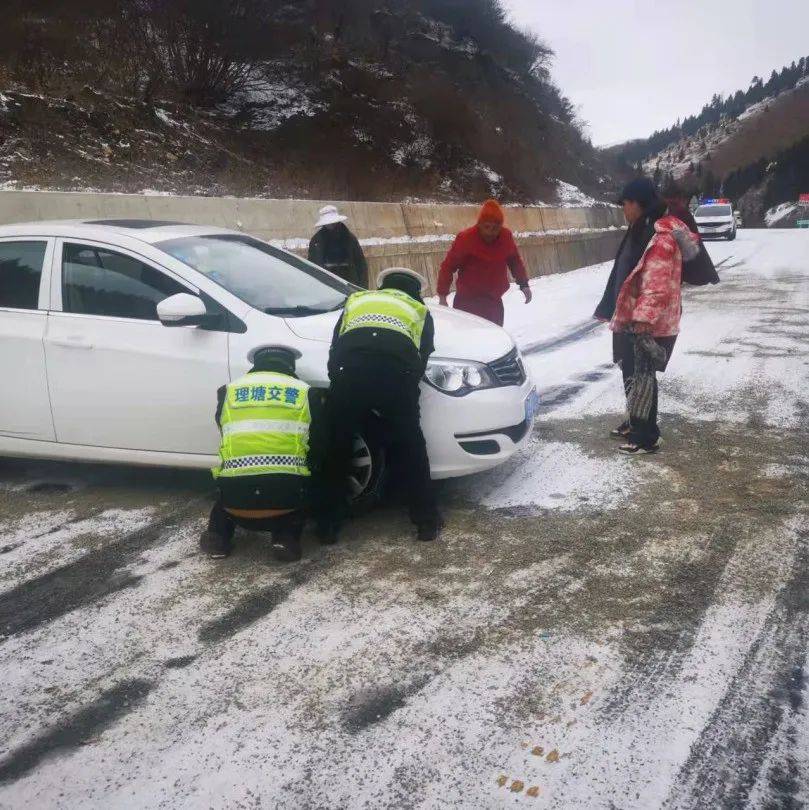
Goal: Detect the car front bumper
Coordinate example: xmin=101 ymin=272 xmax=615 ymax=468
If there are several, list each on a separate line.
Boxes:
xmin=698 ymin=224 xmax=734 ymax=238
xmin=420 ymin=372 xmax=536 ymax=480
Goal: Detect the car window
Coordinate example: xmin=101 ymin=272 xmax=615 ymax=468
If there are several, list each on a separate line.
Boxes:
xmin=62 ymin=243 xmax=186 ymax=320
xmin=0 ymin=241 xmax=47 ymax=311
xmin=157 ymin=234 xmax=352 ymax=316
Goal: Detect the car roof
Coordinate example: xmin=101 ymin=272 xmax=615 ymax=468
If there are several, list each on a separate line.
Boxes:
xmin=0 ymin=219 xmax=242 ymax=244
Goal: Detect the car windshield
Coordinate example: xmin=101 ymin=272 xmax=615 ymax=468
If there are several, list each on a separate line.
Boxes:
xmin=695 ymin=205 xmax=732 ymax=217
xmin=157 ymin=234 xmax=352 ymax=315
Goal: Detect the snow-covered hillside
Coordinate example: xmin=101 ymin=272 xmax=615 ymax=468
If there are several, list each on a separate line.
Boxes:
xmin=643 ymin=79 xmax=809 ymax=181
xmin=0 ymin=3 xmax=617 ymax=204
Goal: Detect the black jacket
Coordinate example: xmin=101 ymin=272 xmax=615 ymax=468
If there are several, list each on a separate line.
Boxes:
xmin=308 ymin=224 xmax=369 ymax=288
xmin=666 ymin=203 xmax=720 ymax=286
xmin=328 ymin=295 xmax=435 ymax=380
xmin=214 ymin=370 xmax=328 ymax=511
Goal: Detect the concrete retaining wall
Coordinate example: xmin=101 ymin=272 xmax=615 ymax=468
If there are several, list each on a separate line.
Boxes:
xmin=0 ymin=191 xmax=625 ymax=294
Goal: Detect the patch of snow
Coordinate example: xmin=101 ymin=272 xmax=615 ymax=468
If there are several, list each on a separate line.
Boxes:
xmin=474 ymin=161 xmax=503 ymax=186
xmin=737 ymin=97 xmax=775 ymax=121
xmin=457 ymin=438 xmax=649 ymax=513
xmin=391 ymin=136 xmax=434 ymax=169
xmin=270 ymin=226 xmax=622 ymax=254
xmin=154 ymin=107 xmax=178 ymax=127
xmin=352 ymin=128 xmax=373 ymax=145
xmin=226 ymin=69 xmax=325 ymax=131
xmin=760 ymin=461 xmax=808 ymax=479
xmin=0 ymin=507 xmax=155 ymax=590
xmin=348 ymin=60 xmax=394 ymax=80
xmin=555 ymin=180 xmax=599 ymax=207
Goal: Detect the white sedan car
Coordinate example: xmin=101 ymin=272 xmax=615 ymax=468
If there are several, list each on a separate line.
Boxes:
xmin=0 ymin=219 xmax=537 ymax=502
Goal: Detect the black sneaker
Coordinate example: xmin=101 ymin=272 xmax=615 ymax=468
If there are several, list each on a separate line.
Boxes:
xmin=610 ymin=421 xmax=631 ymax=438
xmin=618 ymin=438 xmax=662 ymax=456
xmin=270 ymin=537 xmax=302 ymax=563
xmin=416 ymin=520 xmax=443 ymax=542
xmin=199 ymin=530 xmax=232 ymax=559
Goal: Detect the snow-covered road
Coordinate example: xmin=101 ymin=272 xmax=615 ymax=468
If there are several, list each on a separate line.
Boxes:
xmin=1 ymin=229 xmax=807 ymax=809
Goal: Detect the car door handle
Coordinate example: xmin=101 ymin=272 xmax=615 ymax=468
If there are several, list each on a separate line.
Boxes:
xmin=51 ymin=336 xmax=94 ymax=350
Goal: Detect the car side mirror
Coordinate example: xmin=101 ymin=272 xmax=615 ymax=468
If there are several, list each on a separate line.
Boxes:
xmin=157 ymin=293 xmax=208 ymax=327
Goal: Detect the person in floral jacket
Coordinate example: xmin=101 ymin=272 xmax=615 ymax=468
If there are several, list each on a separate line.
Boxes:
xmin=595 ymin=178 xmax=698 ymax=455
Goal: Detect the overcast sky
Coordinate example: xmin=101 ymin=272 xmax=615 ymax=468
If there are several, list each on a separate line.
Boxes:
xmin=502 ymin=0 xmax=809 ymax=145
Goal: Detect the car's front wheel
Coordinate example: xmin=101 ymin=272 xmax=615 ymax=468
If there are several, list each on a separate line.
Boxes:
xmin=349 ymin=428 xmax=387 ymax=515
xmin=727 ymin=229 xmax=736 ymax=241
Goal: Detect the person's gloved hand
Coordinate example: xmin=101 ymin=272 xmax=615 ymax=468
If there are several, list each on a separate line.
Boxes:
xmin=521 ymin=285 xmax=532 ymax=304
xmin=438 ymin=295 xmax=449 ymax=306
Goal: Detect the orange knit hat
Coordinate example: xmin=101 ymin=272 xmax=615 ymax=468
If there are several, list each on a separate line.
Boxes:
xmin=478 ymin=198 xmax=504 ymax=225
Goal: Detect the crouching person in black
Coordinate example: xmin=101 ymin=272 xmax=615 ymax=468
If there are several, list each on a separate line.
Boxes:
xmin=200 ymin=345 xmax=327 ymax=563
xmin=318 ymin=268 xmax=442 ymax=543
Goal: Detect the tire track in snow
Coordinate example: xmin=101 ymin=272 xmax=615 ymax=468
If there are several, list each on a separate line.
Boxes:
xmin=0 ymin=678 xmax=155 ymax=785
xmin=521 ymin=319 xmax=602 ymax=356
xmin=665 ymin=527 xmax=809 ymax=810
xmin=0 ymin=498 xmax=206 ymax=638
xmin=197 ymin=557 xmax=331 ymax=644
xmin=537 ymin=364 xmax=614 ymax=412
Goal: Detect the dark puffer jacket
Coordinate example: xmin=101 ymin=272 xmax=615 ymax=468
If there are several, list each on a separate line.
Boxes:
xmin=308 ymin=224 xmax=369 ymax=288
xmin=667 ymin=201 xmax=720 ymax=286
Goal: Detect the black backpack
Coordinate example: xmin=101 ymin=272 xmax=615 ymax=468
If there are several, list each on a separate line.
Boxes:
xmin=682 ymin=241 xmax=720 ymax=286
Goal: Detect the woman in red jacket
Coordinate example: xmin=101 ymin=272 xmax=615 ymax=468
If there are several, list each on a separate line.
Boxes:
xmin=437 ymin=199 xmax=532 ymax=326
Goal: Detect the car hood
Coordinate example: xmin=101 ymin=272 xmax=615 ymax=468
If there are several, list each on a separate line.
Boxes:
xmin=284 ymin=304 xmax=515 ymax=363
xmin=696 ymin=217 xmax=733 ymax=224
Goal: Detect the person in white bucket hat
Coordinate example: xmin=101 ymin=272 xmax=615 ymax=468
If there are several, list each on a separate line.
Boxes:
xmin=308 ymin=204 xmax=369 ymax=288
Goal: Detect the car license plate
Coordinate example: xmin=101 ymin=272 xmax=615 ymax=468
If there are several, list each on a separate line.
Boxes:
xmin=524 ymin=388 xmax=540 ymax=423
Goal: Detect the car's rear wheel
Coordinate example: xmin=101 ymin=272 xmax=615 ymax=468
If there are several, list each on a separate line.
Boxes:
xmin=349 ymin=429 xmax=387 ymax=515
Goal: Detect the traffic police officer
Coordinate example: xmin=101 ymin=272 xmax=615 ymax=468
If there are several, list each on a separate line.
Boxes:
xmin=200 ymin=345 xmax=326 ymax=562
xmin=319 ymin=267 xmax=442 ymax=542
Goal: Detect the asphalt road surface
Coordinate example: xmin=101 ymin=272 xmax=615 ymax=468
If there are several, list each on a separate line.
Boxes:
xmin=1 ymin=230 xmax=808 ymax=809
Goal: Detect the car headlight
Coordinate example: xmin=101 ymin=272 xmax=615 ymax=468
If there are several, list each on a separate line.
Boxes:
xmin=424 ymin=357 xmax=498 ymax=397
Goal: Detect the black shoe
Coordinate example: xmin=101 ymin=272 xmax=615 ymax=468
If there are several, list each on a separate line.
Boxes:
xmin=610 ymin=421 xmax=631 ymax=438
xmin=416 ymin=519 xmax=443 ymax=542
xmin=270 ymin=537 xmax=302 ymax=563
xmin=199 ymin=530 xmax=232 ymax=559
xmin=315 ymin=522 xmax=340 ymax=546
xmin=618 ymin=438 xmax=662 ymax=456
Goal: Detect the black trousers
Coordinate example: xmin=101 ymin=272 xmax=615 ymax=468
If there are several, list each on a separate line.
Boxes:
xmin=614 ymin=333 xmax=677 ymax=446
xmin=321 ymin=361 xmax=439 ymax=526
xmin=208 ymin=500 xmax=305 ymax=543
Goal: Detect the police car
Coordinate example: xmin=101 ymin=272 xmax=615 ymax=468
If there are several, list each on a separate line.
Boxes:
xmin=694 ymin=198 xmax=737 ymax=241
xmin=0 ymin=219 xmax=539 ymax=508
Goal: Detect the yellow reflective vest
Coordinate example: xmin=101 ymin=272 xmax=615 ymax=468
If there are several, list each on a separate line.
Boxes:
xmin=339 ymin=289 xmax=428 ymax=347
xmin=213 ymin=372 xmax=311 ymax=479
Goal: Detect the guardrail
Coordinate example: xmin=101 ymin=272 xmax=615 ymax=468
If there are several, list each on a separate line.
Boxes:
xmin=0 ymin=190 xmax=625 ymax=294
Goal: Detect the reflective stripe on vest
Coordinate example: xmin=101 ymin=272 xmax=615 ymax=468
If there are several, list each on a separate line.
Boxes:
xmin=339 ymin=289 xmax=427 ymax=347
xmin=213 ymin=372 xmax=311 ymax=479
